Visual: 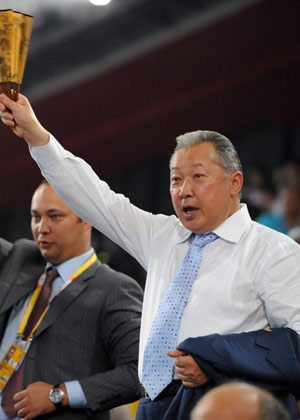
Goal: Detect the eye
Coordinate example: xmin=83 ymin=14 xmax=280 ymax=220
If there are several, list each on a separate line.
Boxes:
xmin=194 ymin=173 xmax=203 ymax=179
xmin=50 ymin=214 xmax=61 ymax=220
xmin=171 ymin=176 xmax=181 ymax=184
xmin=31 ymin=215 xmax=40 ymax=222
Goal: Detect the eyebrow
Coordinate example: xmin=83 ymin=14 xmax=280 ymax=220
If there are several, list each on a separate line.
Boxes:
xmin=30 ymin=208 xmax=62 ymax=214
xmin=171 ymin=163 xmax=204 ymax=171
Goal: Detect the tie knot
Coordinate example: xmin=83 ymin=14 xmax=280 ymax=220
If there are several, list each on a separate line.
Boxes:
xmin=45 ymin=268 xmax=59 ymax=285
xmin=194 ymin=232 xmax=218 ymax=248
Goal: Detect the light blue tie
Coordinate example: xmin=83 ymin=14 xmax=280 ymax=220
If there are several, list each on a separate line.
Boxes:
xmin=141 ymin=232 xmax=218 ymax=400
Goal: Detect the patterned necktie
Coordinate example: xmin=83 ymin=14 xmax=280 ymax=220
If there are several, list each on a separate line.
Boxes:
xmin=1 ymin=268 xmax=58 ymax=418
xmin=142 ymin=232 xmax=218 ymax=400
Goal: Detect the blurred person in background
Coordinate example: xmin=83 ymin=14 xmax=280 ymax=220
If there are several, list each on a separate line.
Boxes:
xmin=241 ymin=166 xmax=275 ymax=219
xmin=190 ymin=382 xmax=291 ymax=420
xmin=272 ymin=161 xmax=300 ymax=194
xmin=256 ymin=186 xmax=300 ymax=234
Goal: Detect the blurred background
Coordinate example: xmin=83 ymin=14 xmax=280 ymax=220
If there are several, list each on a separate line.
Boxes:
xmin=0 ymin=0 xmax=300 ymax=290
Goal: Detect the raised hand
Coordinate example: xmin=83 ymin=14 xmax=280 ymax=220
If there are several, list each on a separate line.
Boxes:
xmin=0 ymin=93 xmax=50 ymax=147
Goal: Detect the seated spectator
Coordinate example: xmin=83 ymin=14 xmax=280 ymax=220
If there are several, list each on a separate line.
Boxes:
xmin=272 ymin=162 xmax=300 ymax=193
xmin=242 ymin=166 xmax=275 ymax=219
xmin=191 ymin=381 xmax=290 ymax=420
xmin=256 ymin=186 xmax=300 ymax=234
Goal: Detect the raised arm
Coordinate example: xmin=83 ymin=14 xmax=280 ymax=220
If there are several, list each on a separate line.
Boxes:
xmin=0 ymin=93 xmax=49 ymax=147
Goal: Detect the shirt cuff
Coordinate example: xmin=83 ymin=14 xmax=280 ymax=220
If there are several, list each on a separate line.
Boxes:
xmin=65 ymin=380 xmax=89 ymax=408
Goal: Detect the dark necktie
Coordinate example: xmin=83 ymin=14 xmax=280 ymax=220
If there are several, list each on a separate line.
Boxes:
xmin=1 ymin=268 xmax=58 ymax=418
xmin=142 ymin=233 xmax=218 ymax=400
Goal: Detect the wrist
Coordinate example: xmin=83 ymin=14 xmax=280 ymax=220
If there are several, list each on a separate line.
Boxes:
xmin=48 ymin=383 xmax=69 ymax=408
xmin=60 ymin=383 xmax=69 ymax=406
xmin=24 ymin=124 xmax=50 ymax=148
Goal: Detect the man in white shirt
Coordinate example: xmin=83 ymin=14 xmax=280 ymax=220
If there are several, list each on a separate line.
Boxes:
xmin=1 ymin=93 xmax=300 ymax=420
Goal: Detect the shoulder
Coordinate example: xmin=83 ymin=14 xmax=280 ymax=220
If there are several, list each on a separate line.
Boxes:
xmin=0 ymin=238 xmax=13 ymax=268
xmin=251 ymin=220 xmax=296 ymax=243
xmin=13 ymin=238 xmax=42 ymax=258
xmin=247 ymin=220 xmax=300 ymax=261
xmin=0 ymin=239 xmax=44 ymax=288
xmin=0 ymin=237 xmax=39 ymax=261
xmin=95 ymin=262 xmax=142 ymax=287
xmin=255 ymin=212 xmax=286 ymax=233
xmin=91 ymin=262 xmax=143 ymax=300
xmin=2 ymin=238 xmax=43 ymax=267
xmin=0 ymin=238 xmax=13 ymax=256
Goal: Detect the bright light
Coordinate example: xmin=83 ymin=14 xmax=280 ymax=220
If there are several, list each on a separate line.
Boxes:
xmin=89 ymin=0 xmax=111 ymax=5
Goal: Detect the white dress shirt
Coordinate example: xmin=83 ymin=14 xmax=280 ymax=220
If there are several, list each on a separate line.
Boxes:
xmin=31 ymin=136 xmax=300 ymax=379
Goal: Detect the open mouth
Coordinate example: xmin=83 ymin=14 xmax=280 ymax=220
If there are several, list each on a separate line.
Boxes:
xmin=183 ymin=206 xmax=198 ymax=214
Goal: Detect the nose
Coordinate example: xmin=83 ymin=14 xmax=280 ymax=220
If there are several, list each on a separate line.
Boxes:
xmin=37 ymin=217 xmax=50 ymax=234
xmin=179 ymin=179 xmax=193 ymax=198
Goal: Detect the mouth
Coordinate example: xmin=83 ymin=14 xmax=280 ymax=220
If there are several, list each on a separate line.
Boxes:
xmin=38 ymin=241 xmax=52 ymax=249
xmin=182 ymin=205 xmax=199 ymax=218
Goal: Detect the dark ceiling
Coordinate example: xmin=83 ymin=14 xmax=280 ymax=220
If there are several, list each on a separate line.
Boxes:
xmin=0 ymin=0 xmax=299 ymax=211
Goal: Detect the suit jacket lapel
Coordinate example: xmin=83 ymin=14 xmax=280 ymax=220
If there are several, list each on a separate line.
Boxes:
xmin=34 ymin=259 xmax=100 ymax=338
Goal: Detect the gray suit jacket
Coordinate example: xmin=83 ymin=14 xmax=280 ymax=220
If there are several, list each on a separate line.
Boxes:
xmin=0 ymin=238 xmax=143 ymax=420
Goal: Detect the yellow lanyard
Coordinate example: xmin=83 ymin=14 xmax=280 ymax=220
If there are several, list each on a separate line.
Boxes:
xmin=17 ymin=252 xmax=97 ymax=340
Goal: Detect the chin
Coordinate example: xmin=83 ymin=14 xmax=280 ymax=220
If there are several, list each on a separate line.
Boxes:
xmin=40 ymin=251 xmax=55 ymax=263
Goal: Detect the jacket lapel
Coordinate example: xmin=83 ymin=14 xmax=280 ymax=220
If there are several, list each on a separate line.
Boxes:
xmin=34 ymin=259 xmax=100 ymax=338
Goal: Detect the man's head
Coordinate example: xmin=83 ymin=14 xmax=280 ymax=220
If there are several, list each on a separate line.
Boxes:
xmin=31 ymin=180 xmax=92 ymax=265
xmin=191 ymin=382 xmax=290 ymax=420
xmin=169 ymin=130 xmax=243 ymax=234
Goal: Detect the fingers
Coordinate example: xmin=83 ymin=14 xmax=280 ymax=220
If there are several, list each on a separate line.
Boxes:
xmin=14 ymin=389 xmax=25 ymax=402
xmin=14 ymin=394 xmax=32 ymax=420
xmin=0 ymin=93 xmax=16 ymax=111
xmin=0 ymin=96 xmax=16 ymax=128
xmin=167 ymin=349 xmax=187 ymax=358
xmin=174 ymin=354 xmax=192 ymax=368
xmin=181 ymin=380 xmax=200 ymax=388
xmin=16 ymin=405 xmax=30 ymax=420
xmin=176 ymin=368 xmax=201 ymax=387
xmin=174 ymin=354 xmax=210 ymax=387
xmin=0 ymin=110 xmax=16 ymax=127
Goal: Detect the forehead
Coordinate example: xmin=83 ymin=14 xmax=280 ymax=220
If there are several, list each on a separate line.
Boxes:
xmin=170 ymin=142 xmax=220 ymax=170
xmin=31 ymin=184 xmax=69 ymax=211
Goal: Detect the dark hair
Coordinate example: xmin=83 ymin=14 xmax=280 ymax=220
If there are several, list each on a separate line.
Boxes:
xmin=170 ymin=130 xmax=243 ymax=175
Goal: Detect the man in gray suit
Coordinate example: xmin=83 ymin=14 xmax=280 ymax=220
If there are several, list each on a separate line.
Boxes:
xmin=0 ymin=180 xmax=143 ymax=420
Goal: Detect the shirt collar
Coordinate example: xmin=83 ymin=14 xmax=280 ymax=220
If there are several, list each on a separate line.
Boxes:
xmin=214 ymin=203 xmax=251 ymax=243
xmin=46 ymin=248 xmax=95 ymax=283
xmin=176 ymin=203 xmax=252 ymax=245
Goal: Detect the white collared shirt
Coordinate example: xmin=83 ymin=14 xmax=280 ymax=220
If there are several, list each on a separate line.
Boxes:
xmin=31 ymin=135 xmax=300 ymax=379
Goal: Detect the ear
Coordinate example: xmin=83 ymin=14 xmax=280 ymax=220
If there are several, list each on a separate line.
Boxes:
xmin=230 ymin=171 xmax=243 ymax=197
xmin=83 ymin=221 xmax=92 ymax=232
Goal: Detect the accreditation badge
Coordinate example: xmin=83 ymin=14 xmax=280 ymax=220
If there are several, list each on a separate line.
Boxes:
xmin=0 ymin=344 xmax=25 ymax=391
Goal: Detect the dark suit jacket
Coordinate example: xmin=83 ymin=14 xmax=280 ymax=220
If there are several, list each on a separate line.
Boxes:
xmin=0 ymin=238 xmax=143 ymax=420
xmin=162 ymin=328 xmax=300 ymax=420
